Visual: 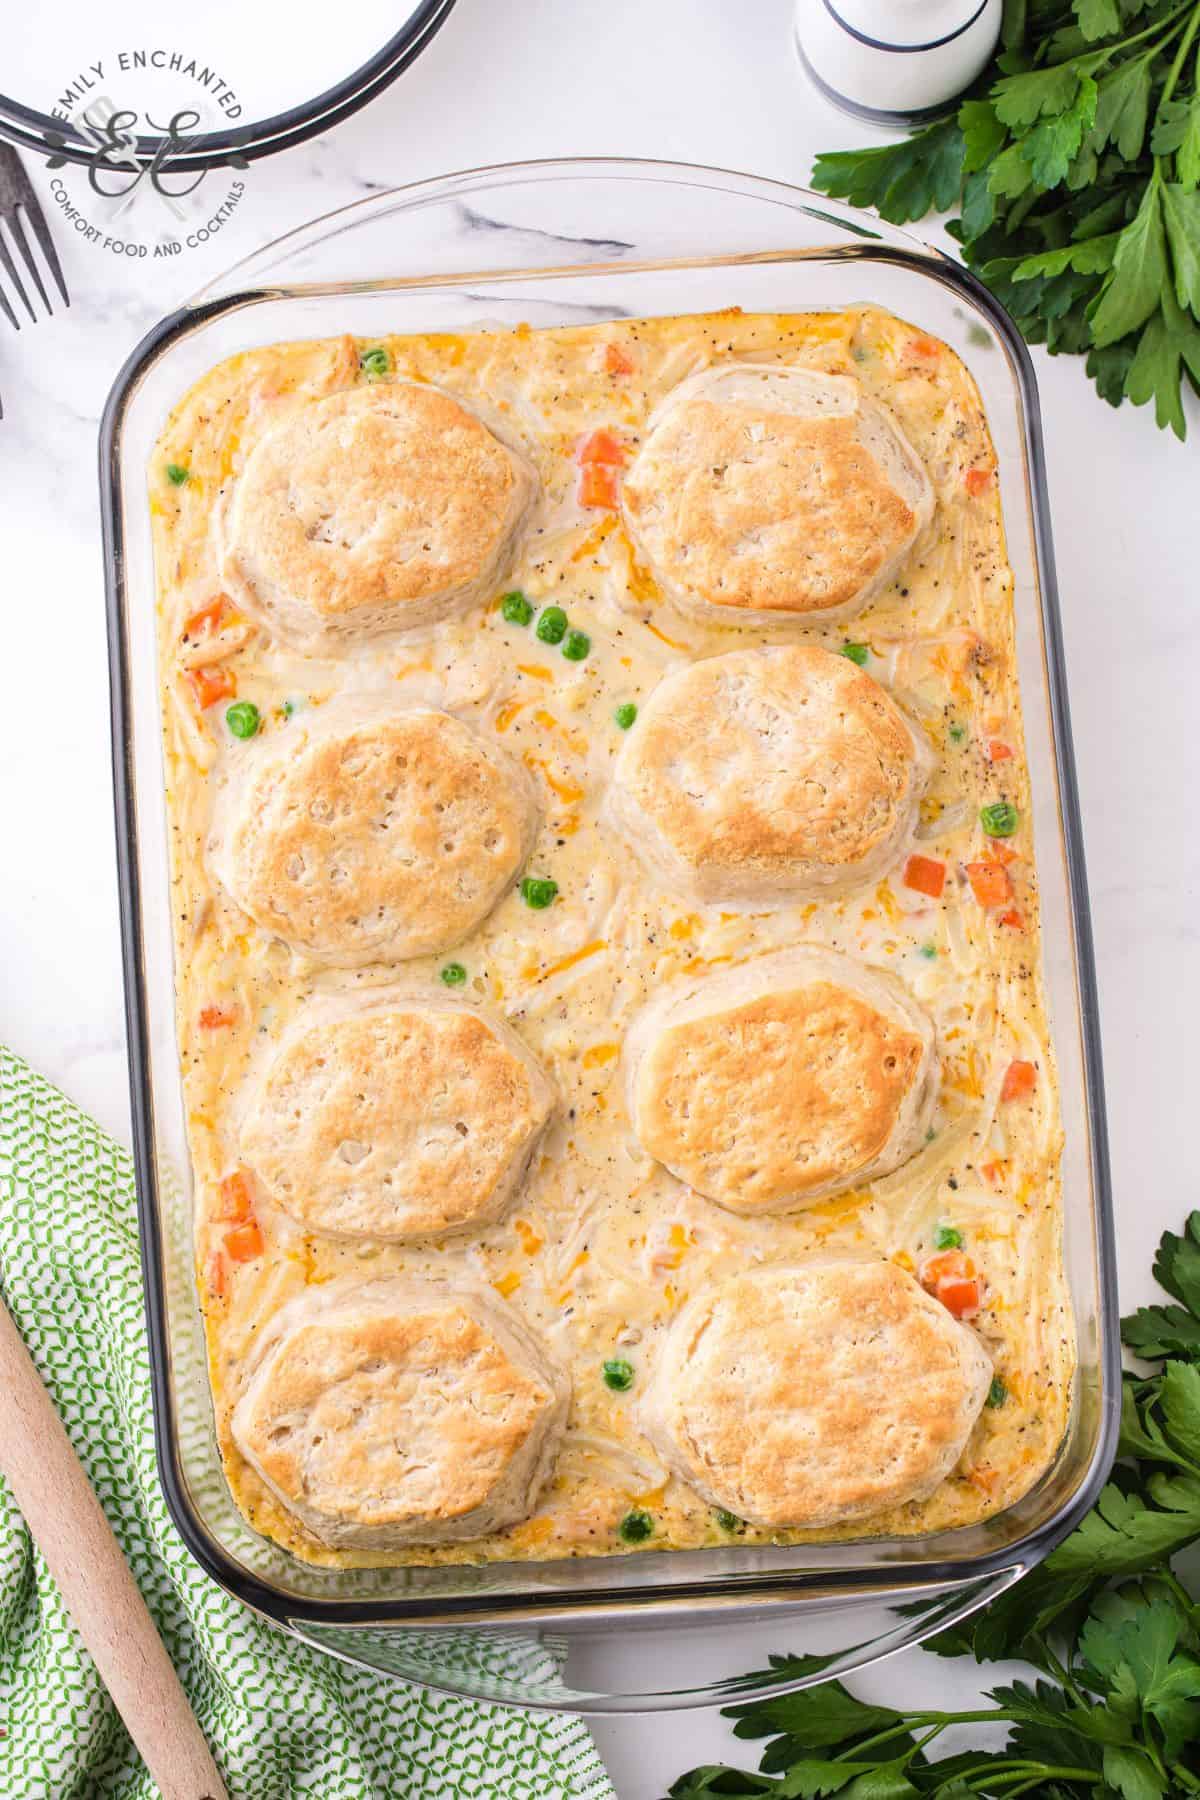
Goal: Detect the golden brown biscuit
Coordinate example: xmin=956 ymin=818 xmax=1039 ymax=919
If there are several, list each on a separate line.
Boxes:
xmin=219 ymin=383 xmax=536 ymax=651
xmin=624 ymin=947 xmax=937 ymax=1214
xmin=231 ymin=1278 xmax=570 ymax=1550
xmin=209 ymin=702 xmax=536 ymax=965
xmin=639 ymin=1260 xmax=992 ymax=1528
xmin=606 ymin=646 xmax=931 ymax=905
xmin=240 ymin=994 xmax=556 ymax=1240
xmin=622 ymin=364 xmax=933 ymax=625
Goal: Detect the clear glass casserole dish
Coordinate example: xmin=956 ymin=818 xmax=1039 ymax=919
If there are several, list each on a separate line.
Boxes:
xmin=100 ymin=158 xmax=1119 ymax=1713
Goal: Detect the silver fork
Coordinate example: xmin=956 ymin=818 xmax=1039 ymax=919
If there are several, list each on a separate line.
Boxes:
xmin=0 ymin=140 xmax=69 ymax=410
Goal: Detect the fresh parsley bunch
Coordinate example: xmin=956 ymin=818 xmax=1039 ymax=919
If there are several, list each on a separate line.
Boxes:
xmin=810 ymin=0 xmax=1200 ymax=438
xmin=667 ymin=1212 xmax=1200 ymax=1799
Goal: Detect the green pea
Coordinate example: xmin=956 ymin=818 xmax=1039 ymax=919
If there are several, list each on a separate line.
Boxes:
xmin=562 ymin=628 xmax=591 ymax=662
xmin=440 ymin=962 xmax=467 ymax=988
xmin=225 ymin=701 xmax=260 ymax=740
xmin=919 ymin=942 xmax=937 ymax=960
xmin=618 ymin=1510 xmax=654 ymax=1545
xmin=520 ymin=876 xmax=559 ymax=910
xmin=602 ymin=1358 xmax=634 ymax=1392
xmin=359 ymin=346 xmax=391 ymax=378
xmin=987 ymin=1375 xmax=1008 ymax=1409
xmin=535 ymin=606 xmax=568 ymax=646
xmin=280 ymin=699 xmax=296 ymax=720
xmin=935 ymin=1225 xmax=963 ymax=1250
xmin=840 ymin=642 xmax=869 ymax=666
xmin=501 ymin=590 xmax=534 ymax=626
xmin=165 ymin=463 xmax=190 ymax=486
xmin=980 ymin=801 xmax=1019 ymax=838
xmin=614 ymin=702 xmax=638 ymax=730
xmin=949 ymin=723 xmax=966 ymax=744
xmin=714 ymin=1509 xmax=743 ymax=1534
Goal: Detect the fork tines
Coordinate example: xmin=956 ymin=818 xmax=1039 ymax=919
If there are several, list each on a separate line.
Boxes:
xmin=0 ymin=142 xmax=70 ymax=331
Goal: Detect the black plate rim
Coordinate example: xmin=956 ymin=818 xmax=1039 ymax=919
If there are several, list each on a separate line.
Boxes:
xmin=0 ymin=0 xmax=456 ymax=174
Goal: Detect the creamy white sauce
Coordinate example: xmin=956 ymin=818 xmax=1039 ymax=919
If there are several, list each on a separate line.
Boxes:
xmin=152 ymin=308 xmax=1072 ymax=1568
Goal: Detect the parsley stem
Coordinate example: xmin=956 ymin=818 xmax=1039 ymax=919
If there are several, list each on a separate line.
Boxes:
xmin=830 ymin=1718 xmax=945 ymax=1762
xmin=970 ymin=1762 xmax=1103 ymax=1785
xmin=1158 ymin=0 xmax=1200 ymax=115
xmin=1030 ymin=1631 xmax=1089 ymax=1708
xmin=835 ymin=1705 xmax=1086 ymax=1765
xmin=985 ymin=1775 xmax=1102 ymax=1799
xmin=1154 ymin=1565 xmax=1200 ymax=1627
xmin=1078 ymin=0 xmax=1199 ymax=69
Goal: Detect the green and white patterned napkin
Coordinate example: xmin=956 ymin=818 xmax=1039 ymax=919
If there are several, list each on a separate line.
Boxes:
xmin=0 ymin=1047 xmax=615 ymax=1800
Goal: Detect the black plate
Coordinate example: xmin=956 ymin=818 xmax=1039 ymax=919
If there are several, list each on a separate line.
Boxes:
xmin=0 ymin=0 xmax=456 ymax=173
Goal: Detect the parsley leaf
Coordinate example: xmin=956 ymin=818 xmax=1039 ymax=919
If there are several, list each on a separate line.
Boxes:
xmin=809 ymin=120 xmax=964 ymax=225
xmin=1078 ymin=1585 xmax=1200 ymax=1760
xmin=809 ymin=0 xmax=1200 ymax=433
xmin=1150 ymin=1210 xmax=1200 ymax=1316
xmin=994 ymin=1676 xmax=1109 ymax=1771
xmin=1158 ymin=1359 xmax=1200 ymax=1465
xmin=1123 ymin=1301 xmax=1200 ymax=1360
xmin=1089 ymin=176 xmax=1168 ymax=346
xmin=1124 ymin=288 xmax=1200 ymax=438
xmin=1088 ymin=336 xmax=1138 ymax=404
xmin=727 ymin=1682 xmax=902 ymax=1758
xmin=1049 ymin=1471 xmax=1200 ymax=1578
xmin=1012 ymin=231 xmax=1122 ymax=277
xmin=1094 ymin=56 xmax=1154 ymax=160
xmin=960 ymin=99 xmax=1009 ymax=172
xmin=1162 ymin=181 xmax=1200 ymax=310
xmin=1102 ymin=1744 xmax=1170 ymax=1800
xmin=1075 ymin=0 xmax=1123 ymax=39
xmin=994 ymin=62 xmax=1090 ymax=131
xmin=1023 ymin=72 xmax=1100 ymax=185
xmin=1152 ymin=93 xmax=1200 ymax=190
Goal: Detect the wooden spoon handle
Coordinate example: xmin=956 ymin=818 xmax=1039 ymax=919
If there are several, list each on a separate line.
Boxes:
xmin=0 ymin=1299 xmax=230 ymax=1800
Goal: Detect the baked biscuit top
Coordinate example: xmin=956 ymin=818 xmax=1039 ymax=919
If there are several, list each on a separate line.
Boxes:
xmin=220 ymin=382 xmax=535 ymax=649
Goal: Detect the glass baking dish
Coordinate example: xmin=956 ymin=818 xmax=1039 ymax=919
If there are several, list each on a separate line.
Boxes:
xmin=100 ymin=158 xmax=1119 ymax=1713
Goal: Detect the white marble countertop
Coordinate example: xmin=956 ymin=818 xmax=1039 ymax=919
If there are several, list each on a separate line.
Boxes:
xmin=2 ymin=0 xmax=1196 ymax=1792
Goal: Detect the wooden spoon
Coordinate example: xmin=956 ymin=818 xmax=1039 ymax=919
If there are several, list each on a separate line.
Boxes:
xmin=0 ymin=1300 xmax=230 ymax=1800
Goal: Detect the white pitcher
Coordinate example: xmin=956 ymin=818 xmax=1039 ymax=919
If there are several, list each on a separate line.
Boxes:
xmin=794 ymin=0 xmax=1003 ymax=121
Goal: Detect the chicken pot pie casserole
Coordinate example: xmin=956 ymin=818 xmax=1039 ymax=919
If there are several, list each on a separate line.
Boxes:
xmin=150 ymin=307 xmax=1072 ymax=1569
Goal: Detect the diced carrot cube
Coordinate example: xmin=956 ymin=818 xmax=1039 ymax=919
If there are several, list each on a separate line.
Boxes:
xmin=224 ymin=1220 xmax=265 ymax=1262
xmin=965 ymin=467 xmax=992 ymax=497
xmin=921 ymin=1248 xmax=972 ymax=1286
xmin=909 ymin=335 xmax=942 ymax=360
xmin=579 ymin=463 xmax=621 ymax=509
xmin=604 ymin=343 xmax=635 ymax=376
xmin=903 ymin=854 xmax=946 ymax=898
xmin=938 ymin=1275 xmax=983 ymax=1318
xmin=578 ymin=428 xmax=625 ymax=466
xmin=1001 ymin=1059 xmax=1037 ymax=1101
xmin=998 ymin=908 xmax=1025 ymax=931
xmin=965 ymin=860 xmax=1013 ymax=908
xmin=984 ymin=842 xmax=1019 ymax=867
xmin=980 ymin=1160 xmax=1004 ymax=1188
xmin=987 ymin=739 xmax=1014 ymax=762
xmin=919 ymin=1249 xmax=984 ymax=1319
xmin=183 ymin=595 xmax=228 ymax=639
xmin=187 ymin=665 xmax=236 ymax=710
xmin=198 ymin=1005 xmax=237 ymax=1030
xmin=215 ymin=1171 xmax=253 ymax=1223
